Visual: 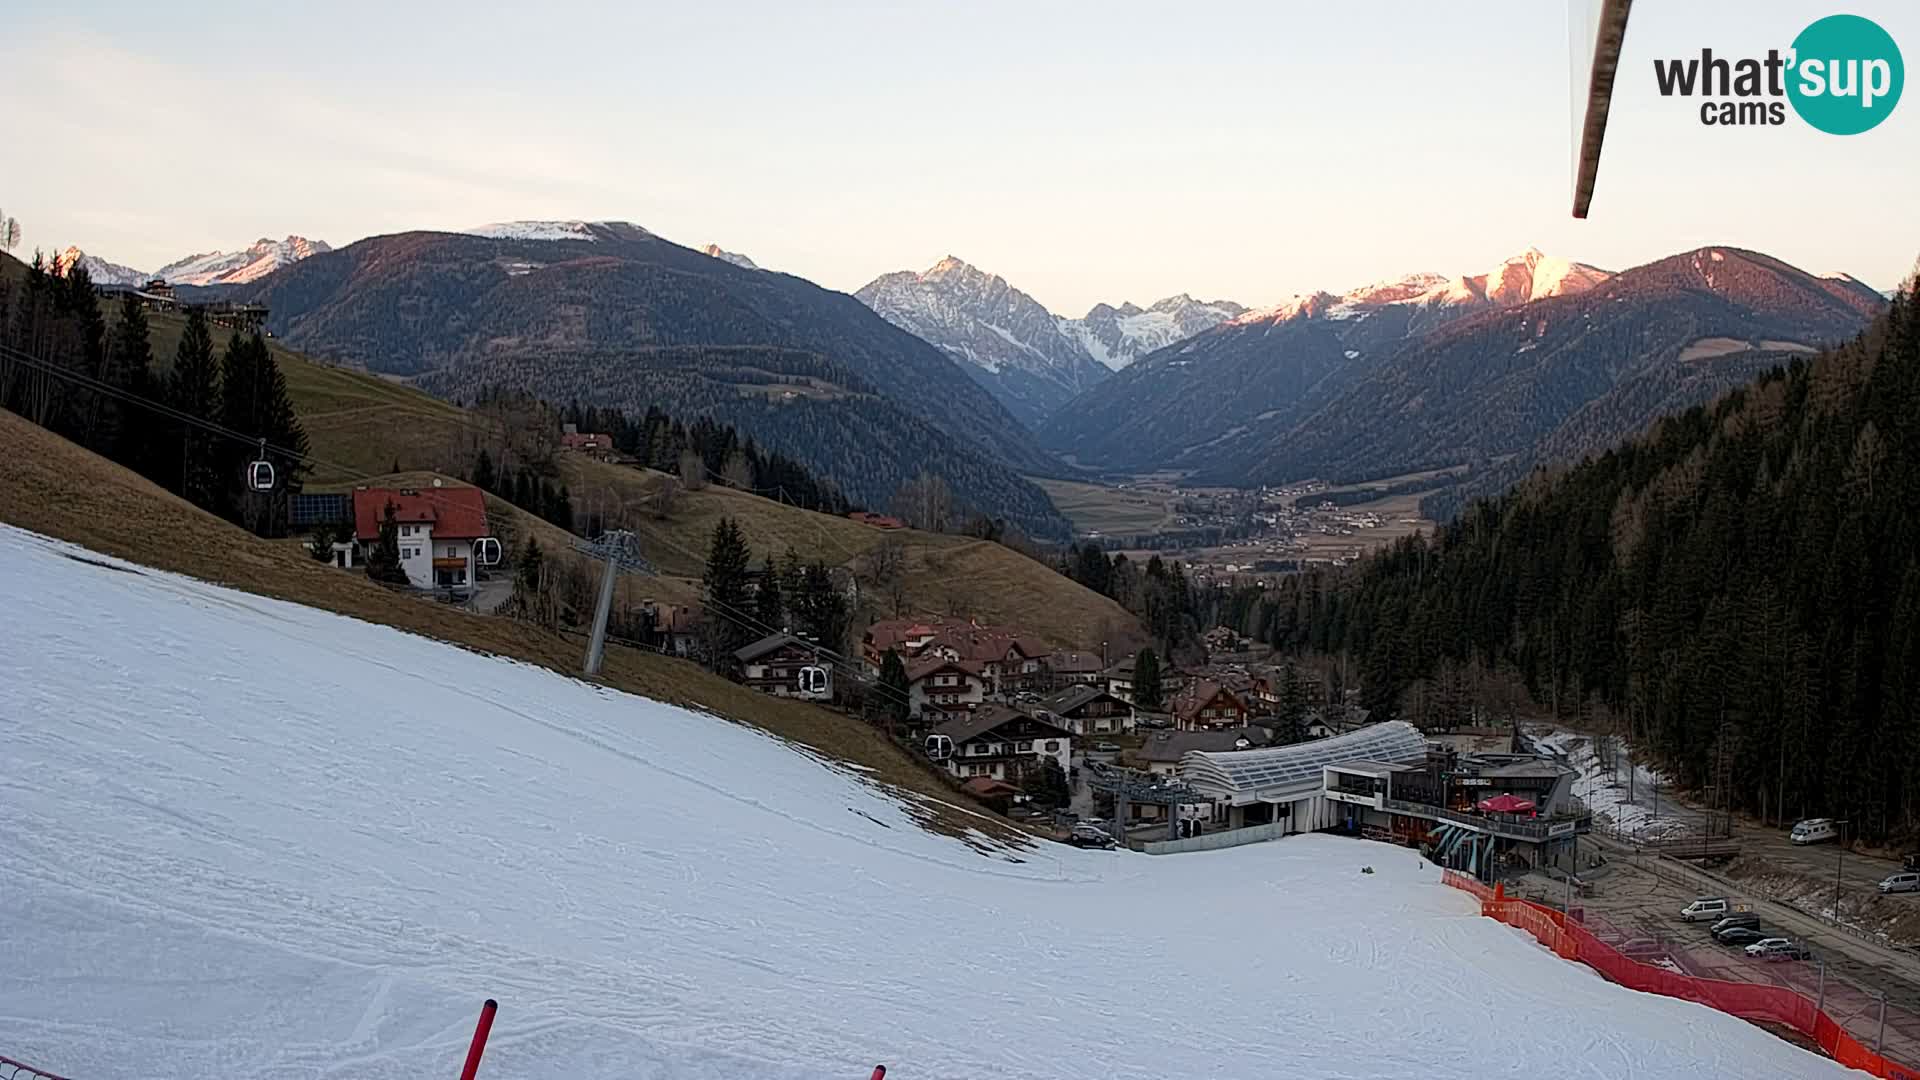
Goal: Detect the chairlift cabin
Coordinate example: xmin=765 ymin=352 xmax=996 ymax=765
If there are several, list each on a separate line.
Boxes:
xmin=247 ymin=441 xmax=276 ymax=492
xmin=796 ymin=664 xmax=831 ymax=701
xmin=925 ymin=733 xmax=954 ymax=762
xmin=474 ymin=537 xmax=503 ymax=567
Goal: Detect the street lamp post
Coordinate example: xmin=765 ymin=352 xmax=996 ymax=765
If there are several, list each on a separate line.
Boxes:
xmin=1834 ymin=819 xmax=1852 ymax=920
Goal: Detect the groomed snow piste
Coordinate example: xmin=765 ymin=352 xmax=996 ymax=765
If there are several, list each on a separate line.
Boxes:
xmin=0 ymin=525 xmax=1854 ymax=1080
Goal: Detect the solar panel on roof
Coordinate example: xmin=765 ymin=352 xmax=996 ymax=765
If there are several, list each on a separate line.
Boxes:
xmin=290 ymin=493 xmax=353 ymax=528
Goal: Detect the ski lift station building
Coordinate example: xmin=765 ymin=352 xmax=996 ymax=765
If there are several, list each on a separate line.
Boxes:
xmin=1180 ymin=721 xmax=1590 ymax=868
xmin=1181 ymin=721 xmax=1430 ymax=833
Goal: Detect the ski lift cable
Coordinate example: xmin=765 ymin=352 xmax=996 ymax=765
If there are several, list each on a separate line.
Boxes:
xmin=1 ymin=344 xmax=509 ymax=545
xmin=690 ymin=587 xmax=918 ymax=713
xmin=0 ymin=340 xmax=582 ymax=529
xmin=9 ymin=343 xmax=918 ymax=711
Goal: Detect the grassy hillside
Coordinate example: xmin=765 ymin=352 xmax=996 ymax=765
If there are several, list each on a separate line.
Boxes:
xmin=131 ymin=307 xmax=1140 ymax=650
xmin=0 ymin=408 xmax=1019 ymax=846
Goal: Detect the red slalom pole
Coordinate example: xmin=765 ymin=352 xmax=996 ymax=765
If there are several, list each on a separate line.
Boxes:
xmin=870 ymin=1068 xmax=887 ymax=1080
xmin=458 ymin=998 xmax=499 ymax=1080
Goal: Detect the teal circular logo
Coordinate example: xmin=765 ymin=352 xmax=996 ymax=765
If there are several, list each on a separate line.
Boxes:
xmin=1788 ymin=14 xmax=1903 ymax=135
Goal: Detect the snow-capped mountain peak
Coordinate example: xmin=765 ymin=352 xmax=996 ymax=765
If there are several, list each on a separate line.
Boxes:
xmin=855 ymin=256 xmax=1117 ymax=427
xmin=52 ymin=246 xmax=147 ymax=287
xmin=702 ymin=244 xmax=760 ymax=271
xmin=154 ymin=236 xmax=333 ymax=286
xmin=1234 ymin=251 xmax=1612 ymax=330
xmin=1071 ymin=294 xmax=1248 ymax=371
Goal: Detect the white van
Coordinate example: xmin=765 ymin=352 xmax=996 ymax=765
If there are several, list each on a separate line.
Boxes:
xmin=1791 ymin=818 xmax=1839 ymax=845
xmin=1680 ymin=897 xmax=1729 ymax=922
xmin=1880 ymin=873 xmax=1920 ymax=894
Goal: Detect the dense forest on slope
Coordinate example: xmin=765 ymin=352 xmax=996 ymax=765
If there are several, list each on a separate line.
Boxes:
xmin=423 ymin=346 xmax=1070 ymax=538
xmin=1240 ymin=277 xmax=1920 ymax=839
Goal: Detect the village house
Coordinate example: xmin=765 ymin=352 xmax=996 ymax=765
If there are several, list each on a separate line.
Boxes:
xmin=733 ymin=632 xmax=823 ymax=697
xmin=1038 ymin=685 xmax=1135 ymax=736
xmin=864 ymin=616 xmax=1048 ymax=698
xmin=350 ymin=485 xmax=490 ymax=591
xmin=1171 ymin=679 xmax=1251 ymax=732
xmin=559 ymin=423 xmax=614 ymax=458
xmin=637 ymin=600 xmax=700 ymax=658
xmin=906 ymin=657 xmax=988 ymax=721
xmin=932 ymin=704 xmax=1073 ymax=784
xmin=1103 ymin=657 xmax=1136 ymax=703
xmin=1127 ymin=727 xmax=1272 ymax=824
xmin=1046 ymin=650 xmax=1106 ymax=689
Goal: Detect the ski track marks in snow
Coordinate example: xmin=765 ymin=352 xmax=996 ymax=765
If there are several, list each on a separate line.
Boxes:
xmin=0 ymin=525 xmax=1856 ymax=1080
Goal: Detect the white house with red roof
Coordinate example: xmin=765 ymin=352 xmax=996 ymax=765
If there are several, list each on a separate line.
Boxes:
xmin=351 ymin=485 xmax=490 ymax=591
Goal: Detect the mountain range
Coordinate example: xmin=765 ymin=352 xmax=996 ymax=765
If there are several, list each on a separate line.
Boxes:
xmin=233 ymin=221 xmax=1071 ymax=538
xmin=1042 ymin=247 xmax=1885 ymax=512
xmin=854 ymin=256 xmax=1243 ymax=428
xmin=52 ymin=236 xmax=330 ymax=287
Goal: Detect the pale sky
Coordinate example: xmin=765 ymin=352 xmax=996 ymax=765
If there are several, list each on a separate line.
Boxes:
xmin=4 ymin=0 xmax=1915 ymax=314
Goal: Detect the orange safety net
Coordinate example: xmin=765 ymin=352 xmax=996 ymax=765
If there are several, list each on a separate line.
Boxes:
xmin=1441 ymin=872 xmax=1920 ymax=1079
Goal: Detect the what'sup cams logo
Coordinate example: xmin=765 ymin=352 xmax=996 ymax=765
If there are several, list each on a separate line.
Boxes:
xmin=1654 ymin=14 xmax=1903 ymax=133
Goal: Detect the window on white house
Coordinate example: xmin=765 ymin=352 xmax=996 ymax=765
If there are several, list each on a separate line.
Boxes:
xmin=1045 ymin=740 xmax=1060 ymax=752
xmin=1017 ymin=741 xmax=1032 ymax=752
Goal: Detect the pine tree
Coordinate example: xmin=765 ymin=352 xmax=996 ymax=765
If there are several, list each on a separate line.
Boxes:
xmin=878 ymin=648 xmax=911 ymax=732
xmin=365 ymin=501 xmax=411 ymax=586
xmin=215 ymin=332 xmax=307 ymax=535
xmin=1277 ymin=662 xmax=1308 ymax=744
xmin=795 ymin=561 xmax=850 ymax=653
xmin=1134 ymin=648 xmax=1163 ymax=710
xmin=703 ymin=517 xmax=753 ymax=655
xmin=109 ymin=292 xmax=161 ymax=477
xmin=755 ymin=553 xmax=784 ymax=631
xmin=472 ymin=448 xmax=496 ymax=493
xmin=166 ymin=307 xmax=221 ymax=507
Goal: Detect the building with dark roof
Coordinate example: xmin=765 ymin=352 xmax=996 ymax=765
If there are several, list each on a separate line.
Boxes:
xmin=734 ymin=633 xmax=823 ymax=697
xmin=1038 ymin=685 xmax=1134 ymax=736
xmin=932 ymin=704 xmax=1073 ymax=785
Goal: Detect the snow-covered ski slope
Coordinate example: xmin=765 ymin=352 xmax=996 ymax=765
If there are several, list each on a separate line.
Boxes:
xmin=0 ymin=526 xmax=1854 ymax=1080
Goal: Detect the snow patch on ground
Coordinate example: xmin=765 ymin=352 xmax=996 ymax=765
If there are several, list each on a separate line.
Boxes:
xmin=0 ymin=526 xmax=1856 ymax=1080
xmin=1531 ymin=727 xmax=1683 ymax=839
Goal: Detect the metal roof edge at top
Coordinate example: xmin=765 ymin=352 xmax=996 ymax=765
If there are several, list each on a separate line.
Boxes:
xmin=1181 ymin=721 xmax=1429 ymax=796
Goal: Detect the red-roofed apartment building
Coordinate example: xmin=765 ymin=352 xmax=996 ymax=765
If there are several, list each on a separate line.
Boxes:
xmin=351 ymin=485 xmax=491 ymax=591
xmin=863 ymin=615 xmax=1049 ymax=699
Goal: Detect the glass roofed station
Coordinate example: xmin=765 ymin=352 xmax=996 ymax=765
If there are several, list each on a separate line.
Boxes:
xmin=1179 ymin=721 xmax=1591 ymax=878
xmin=1181 ymin=721 xmax=1429 ymax=833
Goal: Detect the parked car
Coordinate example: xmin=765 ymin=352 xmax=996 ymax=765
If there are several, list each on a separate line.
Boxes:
xmin=1714 ymin=926 xmax=1768 ymax=947
xmin=1095 ymin=742 xmax=1122 ymax=753
xmin=1068 ymin=823 xmax=1116 ymax=849
xmin=1745 ymin=938 xmax=1813 ymax=961
xmin=1880 ymin=872 xmax=1920 ymax=894
xmin=1680 ymin=897 xmax=1730 ymax=922
xmin=1709 ymin=913 xmax=1761 ymax=935
xmin=1790 ymin=818 xmax=1839 ymax=845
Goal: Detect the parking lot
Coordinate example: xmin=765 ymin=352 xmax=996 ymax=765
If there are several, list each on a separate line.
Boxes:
xmin=1516 ymin=842 xmax=1920 ymax=1067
